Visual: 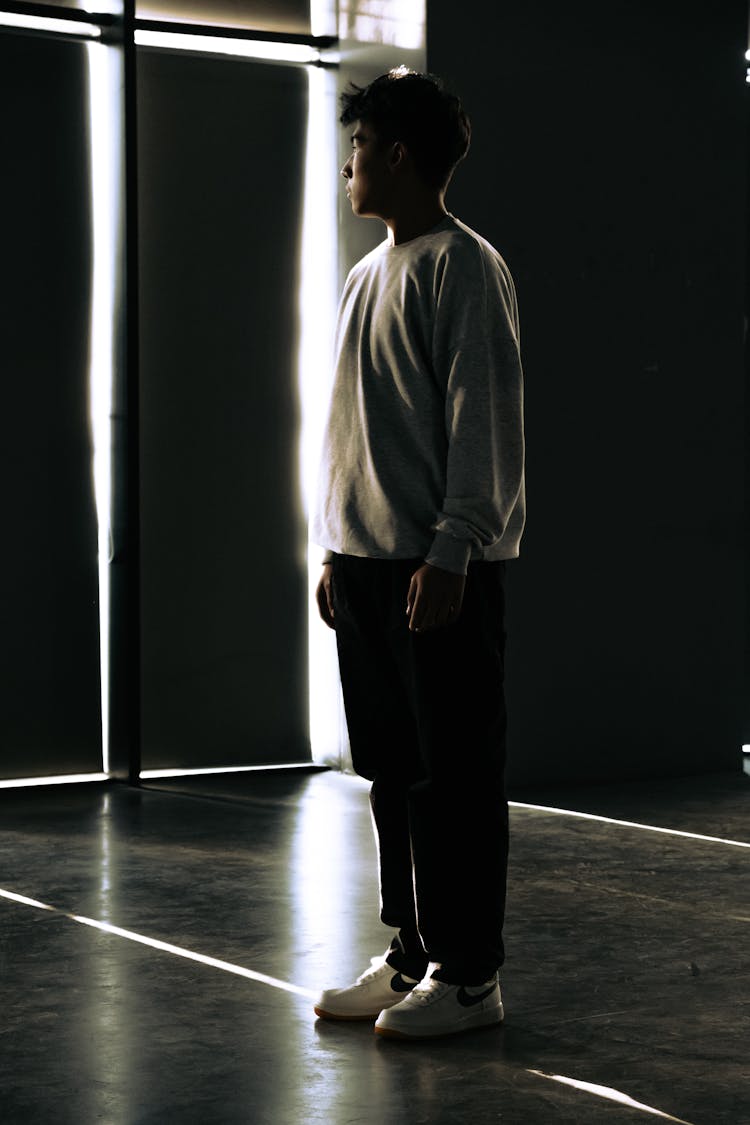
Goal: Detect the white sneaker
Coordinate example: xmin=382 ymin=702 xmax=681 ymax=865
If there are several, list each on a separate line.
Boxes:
xmin=374 ymin=975 xmax=504 ymax=1038
xmin=314 ymin=958 xmax=421 ymax=1021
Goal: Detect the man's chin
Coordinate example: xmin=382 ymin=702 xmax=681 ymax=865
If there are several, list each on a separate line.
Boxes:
xmin=352 ymin=203 xmax=382 ymax=221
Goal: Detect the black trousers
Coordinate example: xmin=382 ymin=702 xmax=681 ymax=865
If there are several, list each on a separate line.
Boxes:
xmin=331 ymin=553 xmax=509 ymax=986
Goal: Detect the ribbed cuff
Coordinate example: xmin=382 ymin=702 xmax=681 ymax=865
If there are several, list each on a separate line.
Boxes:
xmin=424 ymin=531 xmax=473 ymax=576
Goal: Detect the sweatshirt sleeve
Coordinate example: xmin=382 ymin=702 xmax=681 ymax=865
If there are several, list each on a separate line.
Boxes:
xmin=425 ymin=245 xmax=525 ymax=576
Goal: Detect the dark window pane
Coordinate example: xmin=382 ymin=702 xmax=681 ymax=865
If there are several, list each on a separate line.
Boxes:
xmin=0 ymin=32 xmax=103 ymax=778
xmin=137 ymin=51 xmax=310 ymax=768
xmin=136 ymin=0 xmax=311 ymax=34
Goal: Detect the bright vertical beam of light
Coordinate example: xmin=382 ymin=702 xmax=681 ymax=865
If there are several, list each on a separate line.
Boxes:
xmin=86 ymin=41 xmax=123 ymax=775
xmin=298 ymin=65 xmax=346 ymax=767
xmin=298 ymin=65 xmax=338 ymax=523
xmin=290 ymin=779 xmax=349 ymax=954
xmin=310 ymin=0 xmax=337 ymax=37
xmin=79 ymin=0 xmax=121 ymax=12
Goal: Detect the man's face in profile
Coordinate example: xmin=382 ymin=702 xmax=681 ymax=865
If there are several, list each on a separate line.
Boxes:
xmin=341 ymin=121 xmax=393 ymax=219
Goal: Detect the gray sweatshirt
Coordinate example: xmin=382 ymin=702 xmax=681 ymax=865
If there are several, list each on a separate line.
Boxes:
xmin=311 ymin=213 xmax=525 ymax=576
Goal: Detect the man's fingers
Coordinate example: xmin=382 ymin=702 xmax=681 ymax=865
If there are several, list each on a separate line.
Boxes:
xmin=315 ymin=585 xmax=328 ymax=624
xmin=408 ymin=584 xmax=421 ymax=631
xmin=409 ymin=593 xmax=459 ymax=632
xmin=408 ymin=601 xmax=419 ymax=631
xmin=408 ymin=571 xmax=440 ymax=632
xmin=406 ymin=562 xmax=466 ymax=633
xmin=406 ymin=576 xmax=416 ymax=616
xmin=322 ymin=563 xmax=335 ymax=624
xmin=406 ymin=576 xmax=418 ymax=628
xmin=409 ymin=589 xmax=434 ymax=632
xmin=316 ymin=577 xmax=335 ymax=630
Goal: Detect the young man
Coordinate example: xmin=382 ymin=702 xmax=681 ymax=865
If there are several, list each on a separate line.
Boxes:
xmin=310 ymin=68 xmax=525 ymax=1039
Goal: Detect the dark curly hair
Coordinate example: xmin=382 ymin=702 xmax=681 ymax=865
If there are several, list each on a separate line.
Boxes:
xmin=339 ymin=67 xmax=471 ymax=191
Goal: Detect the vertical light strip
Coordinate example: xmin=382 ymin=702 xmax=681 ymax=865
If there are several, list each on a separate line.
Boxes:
xmin=79 ymin=0 xmax=122 ymax=12
xmin=310 ymin=0 xmax=337 ymax=38
xmin=86 ymin=41 xmax=123 ymax=775
xmin=298 ymin=64 xmax=345 ymax=767
xmin=298 ymin=64 xmax=337 ymax=522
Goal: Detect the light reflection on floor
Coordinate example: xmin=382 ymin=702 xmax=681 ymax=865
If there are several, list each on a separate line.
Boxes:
xmin=0 ymin=771 xmax=746 ymax=1123
xmin=0 ymin=886 xmax=317 ymax=998
xmin=528 ymin=1070 xmax=696 ymax=1124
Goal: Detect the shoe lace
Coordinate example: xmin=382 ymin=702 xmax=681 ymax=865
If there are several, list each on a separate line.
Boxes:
xmin=404 ymin=979 xmax=450 ymax=1006
xmin=355 ymin=956 xmax=390 ymax=985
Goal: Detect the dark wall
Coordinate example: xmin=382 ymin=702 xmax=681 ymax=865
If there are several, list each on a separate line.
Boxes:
xmin=428 ymin=0 xmax=747 ymax=784
xmin=137 ymin=51 xmax=311 ymax=769
xmin=0 ymin=33 xmax=103 ymax=779
xmin=746 ymin=83 xmax=750 ymax=752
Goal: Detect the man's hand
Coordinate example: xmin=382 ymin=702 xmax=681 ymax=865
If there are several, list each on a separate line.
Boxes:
xmin=316 ymin=563 xmax=335 ymax=629
xmin=406 ymin=563 xmax=465 ymax=633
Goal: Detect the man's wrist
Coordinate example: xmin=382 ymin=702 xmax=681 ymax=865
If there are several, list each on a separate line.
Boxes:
xmin=425 ymin=532 xmax=472 ymax=576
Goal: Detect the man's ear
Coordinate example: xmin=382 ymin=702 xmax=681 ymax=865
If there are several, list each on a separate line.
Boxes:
xmin=388 ymin=140 xmax=407 ymax=173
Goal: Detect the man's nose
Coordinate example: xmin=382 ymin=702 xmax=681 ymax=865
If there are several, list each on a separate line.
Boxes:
xmin=341 ymin=158 xmax=352 ymax=179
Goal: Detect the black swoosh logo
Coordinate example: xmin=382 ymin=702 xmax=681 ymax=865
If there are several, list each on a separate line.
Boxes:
xmin=390 ymin=972 xmax=417 ymax=993
xmin=456 ymin=984 xmax=496 ymax=1008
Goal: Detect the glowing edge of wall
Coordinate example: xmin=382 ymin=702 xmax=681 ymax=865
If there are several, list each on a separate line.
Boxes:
xmin=86 ymin=40 xmax=123 ymax=775
xmin=0 ymin=12 xmax=102 ymax=35
xmin=299 ymin=64 xmax=346 ymax=768
xmin=133 ymin=30 xmax=322 ymax=63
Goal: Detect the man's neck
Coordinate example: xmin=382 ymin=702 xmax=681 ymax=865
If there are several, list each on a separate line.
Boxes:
xmin=385 ymin=199 xmax=448 ymax=247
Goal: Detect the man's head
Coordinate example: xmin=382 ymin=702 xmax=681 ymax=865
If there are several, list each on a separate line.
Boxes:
xmin=339 ymin=68 xmax=471 ymax=218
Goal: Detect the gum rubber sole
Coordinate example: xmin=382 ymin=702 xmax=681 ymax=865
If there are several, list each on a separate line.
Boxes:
xmin=374 ymin=1013 xmax=505 ymax=1040
xmin=313 ymin=1006 xmax=380 ymax=1021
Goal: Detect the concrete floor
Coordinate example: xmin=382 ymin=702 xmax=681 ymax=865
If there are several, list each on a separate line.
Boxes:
xmin=0 ymin=768 xmax=748 ymax=1124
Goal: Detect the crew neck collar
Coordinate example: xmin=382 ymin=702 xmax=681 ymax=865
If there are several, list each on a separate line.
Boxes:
xmin=384 ymin=212 xmax=455 ymax=250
